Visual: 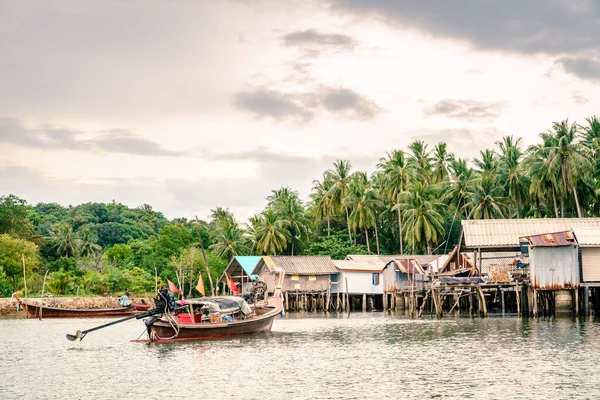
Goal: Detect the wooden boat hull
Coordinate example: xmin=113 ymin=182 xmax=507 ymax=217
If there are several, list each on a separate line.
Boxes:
xmin=147 ymin=297 xmax=283 ymax=342
xmin=24 ymin=303 xmax=137 ymax=319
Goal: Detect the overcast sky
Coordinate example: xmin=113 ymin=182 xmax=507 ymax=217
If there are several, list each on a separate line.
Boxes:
xmin=1 ymin=0 xmax=598 ymax=221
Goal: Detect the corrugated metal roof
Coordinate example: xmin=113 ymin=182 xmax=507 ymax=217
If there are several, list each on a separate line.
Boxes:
xmin=573 ymin=226 xmax=600 ymax=246
xmin=254 ymin=256 xmax=339 ymax=275
xmin=462 ymin=218 xmax=600 ymax=248
xmin=346 ymin=254 xmax=437 ymax=265
xmin=521 ymin=231 xmax=576 ymax=247
xmin=391 ymin=259 xmax=425 ymax=274
xmin=333 ymin=260 xmax=383 ymax=272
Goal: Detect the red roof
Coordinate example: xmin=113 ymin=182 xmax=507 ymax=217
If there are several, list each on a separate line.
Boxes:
xmin=520 ymin=231 xmax=576 ymax=247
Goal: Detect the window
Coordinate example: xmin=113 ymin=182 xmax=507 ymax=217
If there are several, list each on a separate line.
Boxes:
xmin=308 ymin=275 xmax=317 ymax=281
xmin=294 ymin=283 xmax=301 ymax=290
xmin=372 ymin=273 xmax=380 ymax=285
xmin=291 ymin=275 xmax=299 ymax=281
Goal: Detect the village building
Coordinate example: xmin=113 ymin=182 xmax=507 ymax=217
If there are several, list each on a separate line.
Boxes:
xmin=218 ymin=256 xmax=261 ymax=294
xmin=251 ymin=256 xmax=339 ymax=311
xmin=331 ymin=259 xmax=383 ymax=311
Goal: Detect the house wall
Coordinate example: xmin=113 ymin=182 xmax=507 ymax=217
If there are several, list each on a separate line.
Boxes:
xmin=256 ymin=269 xmax=331 ymax=292
xmin=382 ymin=266 xmax=397 ymax=292
xmin=582 ymin=247 xmax=600 ymax=282
xmin=331 ymin=272 xmax=383 ymax=294
xmin=530 ymin=246 xmax=579 ymax=289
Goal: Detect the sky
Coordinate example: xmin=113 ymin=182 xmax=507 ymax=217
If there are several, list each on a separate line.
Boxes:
xmin=1 ymin=0 xmax=599 ymax=221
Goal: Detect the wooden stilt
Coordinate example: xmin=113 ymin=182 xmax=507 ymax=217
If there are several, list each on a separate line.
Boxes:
xmin=575 ymin=289 xmax=579 ymax=317
xmin=515 ymin=282 xmax=520 ymax=317
xmin=501 ymin=289 xmax=506 ymax=314
xmin=362 ymin=293 xmax=366 ymax=312
xmin=583 ymin=287 xmax=589 ymax=317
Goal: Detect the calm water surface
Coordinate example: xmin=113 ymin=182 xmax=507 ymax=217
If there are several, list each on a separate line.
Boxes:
xmin=1 ymin=312 xmax=600 ymax=400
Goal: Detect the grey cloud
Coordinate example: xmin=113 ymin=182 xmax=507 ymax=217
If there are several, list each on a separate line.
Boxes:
xmin=233 ymin=87 xmax=382 ymax=122
xmin=330 ymin=1 xmax=600 ymax=55
xmin=233 ymin=90 xmax=313 ymax=122
xmin=424 ymin=99 xmax=503 ymax=121
xmin=555 ymin=57 xmax=600 ymax=83
xmin=572 ymin=93 xmax=589 ymax=105
xmin=0 ymin=118 xmax=184 ymax=156
xmin=282 ymin=29 xmax=357 ymax=50
xmin=321 ymin=87 xmax=382 ymax=120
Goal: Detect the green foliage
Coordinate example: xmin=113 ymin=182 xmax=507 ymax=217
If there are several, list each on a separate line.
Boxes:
xmin=0 ymin=234 xmax=39 ymax=290
xmin=305 ymin=231 xmax=371 ymax=260
xmin=104 ymin=244 xmax=133 ymax=268
xmin=46 ymin=269 xmax=76 ymax=295
xmin=0 ymin=194 xmax=35 ymax=238
xmin=0 ymin=266 xmax=13 ymax=297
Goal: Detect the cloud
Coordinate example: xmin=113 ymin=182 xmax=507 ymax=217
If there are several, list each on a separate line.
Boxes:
xmin=0 ymin=118 xmax=184 ymax=156
xmin=321 ymin=87 xmax=382 ymax=120
xmin=423 ymin=99 xmax=504 ymax=121
xmin=233 ymin=86 xmax=382 ymax=122
xmin=232 ymin=89 xmax=313 ymax=122
xmin=282 ymin=29 xmax=357 ymax=50
xmin=330 ymin=0 xmax=600 ymax=55
xmin=572 ymin=92 xmax=589 ymax=105
xmin=555 ymin=57 xmax=600 ymax=83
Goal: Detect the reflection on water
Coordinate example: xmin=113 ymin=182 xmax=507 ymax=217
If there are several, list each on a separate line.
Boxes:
xmin=1 ymin=312 xmax=600 ymax=399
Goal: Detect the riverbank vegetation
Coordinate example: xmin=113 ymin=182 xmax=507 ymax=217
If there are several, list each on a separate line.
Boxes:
xmin=1 ymin=117 xmax=599 ymax=297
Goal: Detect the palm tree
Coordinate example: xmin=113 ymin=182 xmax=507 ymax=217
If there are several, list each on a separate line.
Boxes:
xmin=407 ymin=140 xmax=432 ymax=183
xmin=432 ymin=142 xmax=454 ymax=183
xmin=253 ymin=209 xmax=291 ymax=255
xmin=329 ymin=160 xmax=353 ymax=243
xmin=445 ymin=158 xmax=476 ymax=219
xmin=210 ymin=220 xmax=249 ymax=259
xmin=376 ymin=150 xmax=412 ymax=254
xmin=310 ymin=172 xmax=336 ymax=236
xmin=345 ymin=171 xmax=382 ymax=253
xmin=269 ymin=187 xmax=310 ymax=255
xmin=466 ymin=175 xmax=507 ymax=219
xmin=526 ymin=135 xmax=561 ymax=217
xmin=395 ymin=181 xmax=445 ymax=254
xmin=473 ymin=149 xmax=498 ymax=178
xmin=496 ymin=136 xmax=529 ymax=218
xmin=545 ymin=120 xmax=590 ymax=217
xmin=54 ymin=224 xmax=77 ymax=257
xmin=79 ymin=228 xmax=101 ymax=258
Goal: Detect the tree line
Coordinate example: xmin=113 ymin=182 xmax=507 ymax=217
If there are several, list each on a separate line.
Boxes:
xmin=1 ymin=117 xmax=598 ymax=297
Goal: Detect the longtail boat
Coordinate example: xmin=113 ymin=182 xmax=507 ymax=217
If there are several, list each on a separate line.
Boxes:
xmin=65 ymin=272 xmax=285 ymax=343
xmin=24 ymin=303 xmax=141 ymax=318
xmin=141 ymin=293 xmax=283 ymax=342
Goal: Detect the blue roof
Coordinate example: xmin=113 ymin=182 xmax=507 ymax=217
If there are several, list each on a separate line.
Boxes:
xmin=235 ymin=256 xmax=262 ymax=277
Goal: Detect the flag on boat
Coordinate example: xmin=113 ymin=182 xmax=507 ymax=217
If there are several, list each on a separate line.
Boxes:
xmin=167 ymin=279 xmax=183 ymax=297
xmin=195 ymin=273 xmax=205 ymax=296
xmin=225 ymin=272 xmax=239 ymax=295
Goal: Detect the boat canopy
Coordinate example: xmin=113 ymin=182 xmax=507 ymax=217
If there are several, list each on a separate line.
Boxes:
xmin=184 ymin=296 xmax=252 ymax=316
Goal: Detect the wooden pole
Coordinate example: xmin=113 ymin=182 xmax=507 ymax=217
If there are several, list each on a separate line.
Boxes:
xmin=362 ymin=293 xmax=367 ymax=311
xmin=583 ymin=286 xmax=589 ymax=317
xmin=501 ymin=289 xmax=506 ymax=314
xmin=21 ymin=254 xmax=27 ymax=298
xmin=195 ymin=216 xmax=214 ymax=296
xmin=345 ymin=277 xmax=349 ymax=312
xmin=515 ymin=281 xmax=521 ymax=317
xmin=575 ymin=289 xmax=579 ymax=317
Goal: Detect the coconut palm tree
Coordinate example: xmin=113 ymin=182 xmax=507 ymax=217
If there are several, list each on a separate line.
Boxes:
xmin=466 ymin=175 xmax=507 ymax=219
xmin=54 ymin=224 xmax=77 ymax=258
xmin=395 ymin=181 xmax=445 ymax=254
xmin=445 ymin=158 xmax=476 ymax=219
xmin=407 ymin=140 xmax=432 ymax=183
xmin=545 ymin=120 xmax=590 ymax=217
xmin=526 ymin=135 xmax=561 ymax=217
xmin=329 ymin=160 xmax=353 ymax=243
xmin=268 ymin=187 xmax=310 ymax=255
xmin=496 ymin=136 xmax=529 ymax=218
xmin=431 ymin=142 xmax=454 ymax=183
xmin=253 ymin=209 xmax=291 ymax=255
xmin=210 ymin=220 xmax=249 ymax=259
xmin=376 ymin=150 xmax=412 ymax=254
xmin=345 ymin=171 xmax=382 ymax=253
xmin=473 ymin=149 xmax=498 ymax=178
xmin=79 ymin=228 xmax=101 ymax=258
xmin=310 ymin=172 xmax=336 ymax=236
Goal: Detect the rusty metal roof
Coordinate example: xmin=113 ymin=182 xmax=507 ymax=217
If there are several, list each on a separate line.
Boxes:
xmin=573 ymin=226 xmax=600 ymax=246
xmin=462 ymin=218 xmax=600 ymax=248
xmin=521 ymin=231 xmax=576 ymax=247
xmin=346 ymin=254 xmax=437 ymax=266
xmin=253 ymin=256 xmax=339 ymax=275
xmin=333 ymin=260 xmax=383 ymax=272
xmin=384 ymin=258 xmax=425 ymax=274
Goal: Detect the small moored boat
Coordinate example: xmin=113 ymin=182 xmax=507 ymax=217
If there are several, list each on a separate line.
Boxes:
xmin=24 ymin=303 xmax=142 ymax=318
xmin=141 ymin=293 xmax=283 ymax=342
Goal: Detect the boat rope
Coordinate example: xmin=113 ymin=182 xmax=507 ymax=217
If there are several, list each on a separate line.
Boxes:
xmin=151 ymin=307 xmax=180 ymax=341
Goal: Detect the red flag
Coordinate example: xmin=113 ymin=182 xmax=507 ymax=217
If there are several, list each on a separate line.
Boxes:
xmin=167 ymin=279 xmax=183 ymax=296
xmin=225 ymin=273 xmax=239 ymax=295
